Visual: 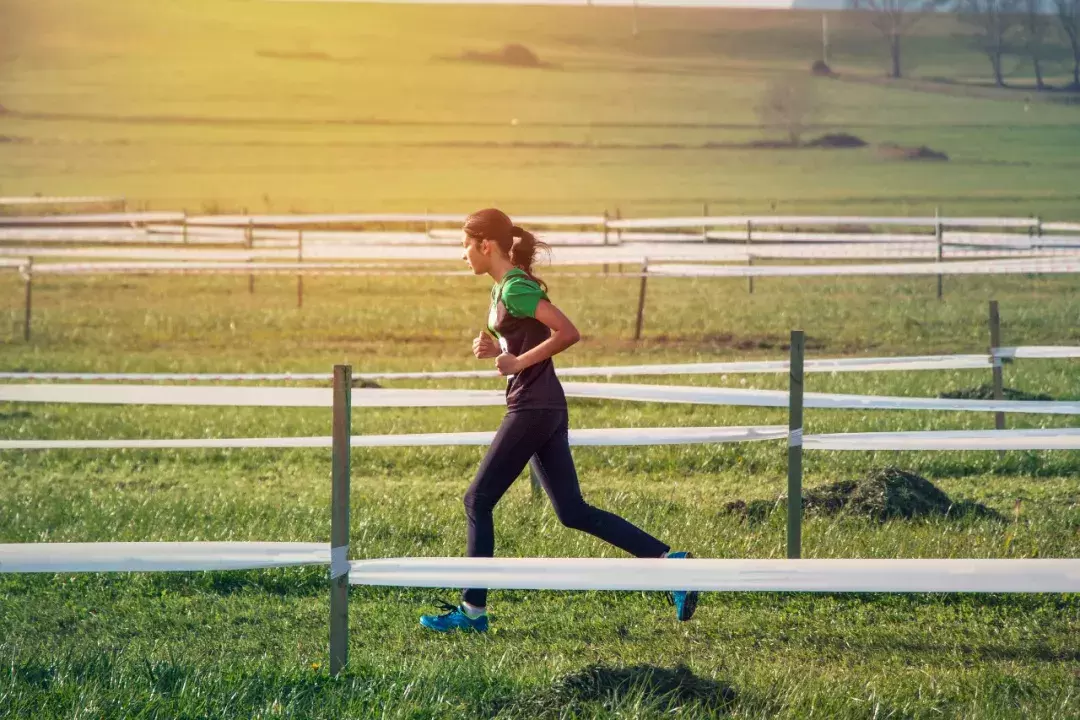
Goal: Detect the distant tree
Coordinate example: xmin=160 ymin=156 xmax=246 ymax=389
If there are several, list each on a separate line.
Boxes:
xmin=956 ymin=0 xmax=1023 ymax=87
xmin=756 ymin=75 xmax=821 ymax=146
xmin=849 ymin=0 xmax=939 ymax=79
xmin=1021 ymin=0 xmax=1051 ymax=88
xmin=1054 ymin=0 xmax=1080 ymax=87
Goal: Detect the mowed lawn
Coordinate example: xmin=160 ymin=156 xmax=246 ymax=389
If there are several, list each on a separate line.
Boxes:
xmin=3 ymin=1 xmax=1080 ymax=716
xmin=2 ymin=0 xmax=1080 ymax=218
xmin=1 ymin=267 xmax=1079 ymax=718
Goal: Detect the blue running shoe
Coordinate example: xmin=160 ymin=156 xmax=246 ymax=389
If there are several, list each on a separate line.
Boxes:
xmin=666 ymin=551 xmax=699 ymax=621
xmin=420 ymin=601 xmax=489 ymax=633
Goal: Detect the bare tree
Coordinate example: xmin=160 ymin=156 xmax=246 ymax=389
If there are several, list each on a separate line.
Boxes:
xmin=756 ymin=75 xmax=821 ymax=146
xmin=849 ymin=0 xmax=937 ymax=78
xmin=1021 ymin=0 xmax=1050 ymax=88
xmin=957 ymin=0 xmax=1023 ymax=87
xmin=1055 ymin=0 xmax=1080 ymax=87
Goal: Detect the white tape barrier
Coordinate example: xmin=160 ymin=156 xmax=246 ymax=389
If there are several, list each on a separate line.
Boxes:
xmin=607 ymin=216 xmax=1041 ymax=231
xmin=6 ymin=546 xmax=1075 ymax=593
xmin=0 ymin=248 xmax=294 ymax=261
xmin=348 ymin=557 xmax=1080 ymax=593
xmin=7 ymin=245 xmax=1072 ymax=266
xmin=0 ymin=542 xmax=329 ymax=573
xmin=4 ymin=381 xmax=1078 ymax=414
xmin=650 ymin=258 xmax=1080 ymax=278
xmin=0 ymin=229 xmax=150 ymax=243
xmin=15 ymin=254 xmax=1077 ymax=276
xmin=703 ymin=230 xmax=933 ymax=244
xmin=942 ymin=232 xmax=1080 ymax=250
xmin=563 ymin=355 xmax=994 ymax=376
xmin=1044 ymin=222 xmax=1080 ymax=233
xmin=0 ymin=384 xmax=502 ymax=407
xmin=0 ymin=425 xmax=789 ymax=451
xmin=0 ymin=212 xmax=184 ymax=226
xmin=560 ymin=382 xmax=1080 ymax=415
xmin=0 ymin=372 xmax=335 ymax=382
xmin=184 ymin=214 xmax=605 ymax=227
xmin=994 ymin=346 xmax=1080 ymax=360
xmin=804 ymin=428 xmax=1080 ymax=451
xmin=27 ymin=261 xmax=470 ymax=276
xmin=0 ymin=354 xmax=995 ymax=384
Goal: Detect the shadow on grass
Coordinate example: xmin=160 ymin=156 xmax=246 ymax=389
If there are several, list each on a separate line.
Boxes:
xmin=0 ymin=410 xmax=33 ymax=421
xmin=490 ymin=663 xmax=736 ymax=718
xmin=145 ymin=566 xmax=328 ymax=597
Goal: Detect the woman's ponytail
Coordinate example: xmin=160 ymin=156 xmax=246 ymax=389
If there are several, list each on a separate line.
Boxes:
xmin=464 ymin=210 xmax=550 ymax=291
xmin=509 ymin=225 xmax=549 ymax=291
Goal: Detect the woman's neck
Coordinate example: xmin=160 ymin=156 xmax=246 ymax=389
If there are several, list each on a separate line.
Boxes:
xmin=488 ymin=256 xmax=517 ymax=283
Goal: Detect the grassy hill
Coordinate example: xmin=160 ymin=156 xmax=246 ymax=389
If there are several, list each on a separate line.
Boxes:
xmin=1 ymin=0 xmax=1079 ymax=216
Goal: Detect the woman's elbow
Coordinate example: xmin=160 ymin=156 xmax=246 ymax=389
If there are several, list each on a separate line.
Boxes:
xmin=564 ymin=326 xmax=581 ymax=346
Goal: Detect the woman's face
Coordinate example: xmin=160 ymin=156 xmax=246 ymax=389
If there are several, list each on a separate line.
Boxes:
xmin=462 ymin=234 xmax=491 ymax=275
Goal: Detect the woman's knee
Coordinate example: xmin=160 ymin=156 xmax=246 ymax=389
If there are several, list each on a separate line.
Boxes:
xmin=463 ymin=487 xmax=493 ymax=516
xmin=556 ymin=502 xmax=596 ymax=531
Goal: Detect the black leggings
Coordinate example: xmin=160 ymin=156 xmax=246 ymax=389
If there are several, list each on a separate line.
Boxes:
xmin=461 ymin=408 xmax=669 ymax=607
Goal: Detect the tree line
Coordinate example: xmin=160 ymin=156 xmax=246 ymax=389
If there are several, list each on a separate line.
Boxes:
xmin=850 ymin=0 xmax=1080 ymax=89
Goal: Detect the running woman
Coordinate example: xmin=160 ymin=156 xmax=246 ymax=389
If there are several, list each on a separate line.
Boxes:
xmin=419 ymin=208 xmax=698 ymax=633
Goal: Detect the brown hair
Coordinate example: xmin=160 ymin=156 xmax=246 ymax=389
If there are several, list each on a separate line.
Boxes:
xmin=463 ymin=208 xmax=549 ymax=291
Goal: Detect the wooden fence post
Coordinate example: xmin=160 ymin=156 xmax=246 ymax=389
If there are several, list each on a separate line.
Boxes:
xmin=329 ymin=365 xmax=352 ymax=676
xmin=701 ymin=202 xmax=709 ymax=243
xmin=246 ymin=219 xmax=255 ymax=294
xmin=935 ymin=207 xmax=943 ymax=300
xmin=633 ymin=258 xmax=649 ymax=341
xmin=529 ymin=460 xmax=542 ymax=498
xmin=22 ymin=258 xmax=33 ymax=342
xmin=787 ymin=330 xmax=804 ymax=559
xmin=989 ymin=301 xmax=1005 ymax=432
xmin=746 ymin=220 xmax=754 ymax=295
xmin=297 ymin=229 xmax=304 ymax=309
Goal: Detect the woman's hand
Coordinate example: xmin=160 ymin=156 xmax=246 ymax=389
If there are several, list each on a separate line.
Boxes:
xmin=472 ymin=331 xmax=500 ymax=360
xmin=495 ymin=352 xmax=522 ymax=376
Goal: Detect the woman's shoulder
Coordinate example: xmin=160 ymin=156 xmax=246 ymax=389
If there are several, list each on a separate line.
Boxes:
xmin=501 ymin=270 xmax=545 ymax=295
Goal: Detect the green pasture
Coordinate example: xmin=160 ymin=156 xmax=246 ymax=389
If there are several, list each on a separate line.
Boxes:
xmin=2 ymin=267 xmax=1079 ymax=718
xmin=2 ymin=1 xmax=1080 ymax=716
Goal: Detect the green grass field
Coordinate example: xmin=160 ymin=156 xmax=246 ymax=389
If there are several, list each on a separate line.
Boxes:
xmin=2 ymin=267 xmax=1079 ymax=718
xmin=3 ymin=1 xmax=1080 ymax=717
xmin=2 ymin=0 xmax=1080 ymax=218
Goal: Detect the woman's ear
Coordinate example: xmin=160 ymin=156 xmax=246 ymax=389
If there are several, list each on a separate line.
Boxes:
xmin=480 ymin=239 xmax=493 ymax=256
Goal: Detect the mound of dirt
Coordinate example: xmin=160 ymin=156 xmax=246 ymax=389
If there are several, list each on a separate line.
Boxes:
xmin=499 ymin=664 xmax=736 ymax=717
xmin=811 ymin=60 xmax=834 ymax=76
xmin=744 ymin=133 xmax=865 ymax=150
xmin=256 ymin=50 xmax=359 ymax=64
xmin=807 ymin=133 xmax=867 ymax=148
xmin=940 ymin=384 xmax=1053 ymax=401
xmin=876 ymin=143 xmax=949 ymax=161
xmin=459 ymin=44 xmax=545 ymax=68
xmin=724 ymin=467 xmax=1000 ymax=523
xmin=747 ymin=139 xmax=797 ymax=148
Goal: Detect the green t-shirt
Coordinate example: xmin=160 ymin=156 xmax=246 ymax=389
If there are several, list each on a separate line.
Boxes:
xmin=488 ymin=268 xmax=548 ymax=337
xmin=486 ymin=268 xmax=565 ymax=411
